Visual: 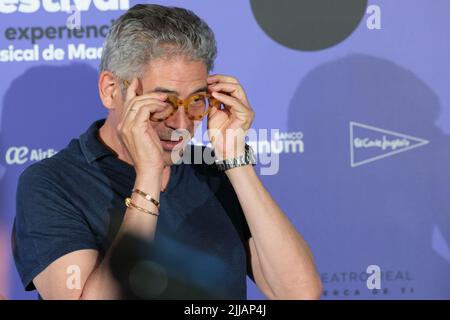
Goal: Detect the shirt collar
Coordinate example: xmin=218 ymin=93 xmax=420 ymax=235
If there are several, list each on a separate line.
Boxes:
xmin=79 ymin=119 xmax=115 ymax=163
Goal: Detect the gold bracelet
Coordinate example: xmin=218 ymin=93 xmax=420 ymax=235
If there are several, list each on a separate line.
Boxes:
xmin=132 ymin=188 xmax=161 ymax=208
xmin=125 ymin=197 xmax=159 ymax=217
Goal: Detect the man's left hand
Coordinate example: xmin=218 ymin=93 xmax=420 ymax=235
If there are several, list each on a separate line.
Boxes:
xmin=207 ymin=74 xmax=255 ymax=160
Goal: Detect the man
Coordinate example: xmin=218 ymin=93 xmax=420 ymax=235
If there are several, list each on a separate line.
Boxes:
xmin=13 ymin=4 xmax=321 ymax=300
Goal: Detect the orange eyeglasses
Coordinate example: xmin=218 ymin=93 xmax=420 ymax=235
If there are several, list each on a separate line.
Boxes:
xmin=123 ymin=79 xmax=221 ymax=122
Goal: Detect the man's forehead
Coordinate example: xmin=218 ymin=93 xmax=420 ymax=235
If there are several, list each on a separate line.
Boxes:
xmin=144 ymin=83 xmax=208 ymax=96
xmin=153 ymin=76 xmax=207 ymax=85
xmin=144 ymin=56 xmax=207 ymax=77
xmin=145 ymin=71 xmax=206 ymax=89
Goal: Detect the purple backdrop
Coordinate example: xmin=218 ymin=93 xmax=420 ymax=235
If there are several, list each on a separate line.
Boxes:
xmin=1 ymin=0 xmax=449 ymax=299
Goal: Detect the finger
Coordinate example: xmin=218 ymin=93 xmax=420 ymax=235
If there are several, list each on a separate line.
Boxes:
xmin=122 ymin=98 xmax=168 ymax=124
xmin=120 ymin=102 xmax=168 ymax=134
xmin=121 ymin=78 xmax=140 ymax=121
xmin=131 ymin=106 xmax=164 ymax=155
xmin=123 ymin=103 xmax=165 ymax=154
xmin=207 ymin=74 xmax=239 ymax=84
xmin=208 ymin=82 xmax=249 ymax=105
xmin=122 ymin=92 xmax=168 ymax=124
xmin=123 ymin=92 xmax=168 ymax=120
xmin=207 ymin=104 xmax=220 ymax=118
xmin=128 ymin=92 xmax=168 ymax=104
xmin=126 ymin=100 xmax=167 ymax=122
xmin=208 ymin=112 xmax=232 ymax=131
xmin=133 ymin=105 xmax=159 ymax=134
xmin=211 ymin=91 xmax=251 ymax=116
xmin=207 ymin=103 xmax=230 ymax=119
xmin=207 ymin=114 xmax=233 ymax=146
xmin=124 ymin=78 xmax=140 ymax=106
xmin=123 ymin=77 xmax=166 ymax=112
xmin=211 ymin=91 xmax=254 ymax=131
xmin=132 ymin=105 xmax=164 ymax=151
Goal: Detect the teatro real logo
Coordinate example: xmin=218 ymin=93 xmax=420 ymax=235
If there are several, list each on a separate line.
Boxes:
xmin=350 ymin=122 xmax=429 ymax=168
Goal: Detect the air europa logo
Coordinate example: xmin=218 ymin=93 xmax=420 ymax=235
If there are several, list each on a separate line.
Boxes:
xmin=0 ymin=0 xmax=130 ymax=14
xmin=4 ymin=146 xmax=57 ymax=165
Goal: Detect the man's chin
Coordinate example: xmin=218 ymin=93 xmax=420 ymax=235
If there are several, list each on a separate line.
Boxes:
xmin=163 ymin=145 xmax=186 ymax=166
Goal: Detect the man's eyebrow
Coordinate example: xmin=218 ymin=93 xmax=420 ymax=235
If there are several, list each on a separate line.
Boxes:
xmin=148 ymin=86 xmax=208 ymax=96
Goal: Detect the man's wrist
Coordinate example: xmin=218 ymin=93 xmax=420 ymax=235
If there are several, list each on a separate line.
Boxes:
xmin=215 ymin=144 xmax=256 ymax=171
xmin=224 ymin=162 xmax=254 ymax=177
xmin=213 ymin=140 xmax=246 ymax=161
xmin=214 ymin=149 xmax=245 ymax=161
xmin=134 ymin=170 xmax=163 ymax=198
xmin=127 ymin=170 xmax=163 ymax=218
xmin=135 ymin=168 xmax=163 ymax=182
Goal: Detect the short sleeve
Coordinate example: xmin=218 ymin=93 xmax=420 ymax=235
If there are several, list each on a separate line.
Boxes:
xmin=13 ymin=163 xmax=98 ymax=291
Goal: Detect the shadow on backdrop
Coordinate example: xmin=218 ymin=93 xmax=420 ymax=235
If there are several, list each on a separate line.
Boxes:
xmin=0 ymin=63 xmax=106 ymax=299
xmin=265 ymin=54 xmax=450 ymax=299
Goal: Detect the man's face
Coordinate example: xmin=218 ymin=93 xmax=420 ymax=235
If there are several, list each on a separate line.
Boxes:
xmin=121 ymin=56 xmax=208 ymax=166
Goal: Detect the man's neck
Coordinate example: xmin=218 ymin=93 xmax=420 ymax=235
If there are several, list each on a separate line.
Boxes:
xmin=99 ymin=118 xmax=133 ymax=165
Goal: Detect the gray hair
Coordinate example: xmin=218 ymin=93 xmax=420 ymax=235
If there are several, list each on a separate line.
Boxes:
xmin=99 ymin=4 xmax=217 ymax=90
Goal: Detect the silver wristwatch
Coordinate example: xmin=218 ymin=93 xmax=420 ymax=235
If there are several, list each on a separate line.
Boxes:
xmin=215 ymin=144 xmax=256 ymax=171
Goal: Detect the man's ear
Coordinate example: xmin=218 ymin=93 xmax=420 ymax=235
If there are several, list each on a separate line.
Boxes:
xmin=98 ymin=71 xmax=121 ymax=109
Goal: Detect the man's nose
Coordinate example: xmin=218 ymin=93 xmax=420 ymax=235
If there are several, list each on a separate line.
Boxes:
xmin=165 ymin=106 xmax=191 ymax=131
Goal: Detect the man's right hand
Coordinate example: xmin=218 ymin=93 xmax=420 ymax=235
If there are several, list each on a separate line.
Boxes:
xmin=117 ymin=78 xmax=168 ymax=174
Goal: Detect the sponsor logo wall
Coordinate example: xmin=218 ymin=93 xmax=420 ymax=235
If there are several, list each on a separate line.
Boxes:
xmin=1 ymin=0 xmax=449 ymax=299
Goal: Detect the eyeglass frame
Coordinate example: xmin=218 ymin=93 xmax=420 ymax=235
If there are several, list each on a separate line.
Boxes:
xmin=122 ymin=79 xmax=221 ymax=122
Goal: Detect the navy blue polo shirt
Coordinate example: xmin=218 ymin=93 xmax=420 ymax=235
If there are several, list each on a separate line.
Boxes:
xmin=13 ymin=119 xmax=251 ymax=299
